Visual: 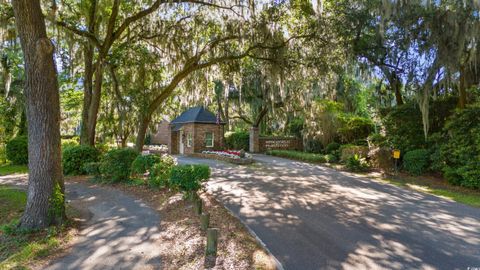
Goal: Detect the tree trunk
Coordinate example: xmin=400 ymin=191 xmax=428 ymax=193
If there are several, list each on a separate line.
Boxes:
xmin=391 ymin=73 xmax=404 ymax=106
xmin=80 ymin=43 xmax=94 ymax=144
xmin=253 ymin=106 xmax=269 ymax=128
xmin=12 ymin=0 xmax=65 ymax=229
xmin=86 ymin=60 xmax=104 ymax=145
xmin=135 ymin=115 xmax=151 ymax=152
xmin=80 ymin=0 xmax=97 ymax=145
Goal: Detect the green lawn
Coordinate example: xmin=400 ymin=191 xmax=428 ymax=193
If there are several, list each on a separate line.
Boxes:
xmin=379 ymin=178 xmax=480 ymax=208
xmin=0 ymin=185 xmax=71 ymax=269
xmin=0 ymin=185 xmax=26 ymax=224
xmin=0 ymin=164 xmax=28 ymax=176
xmin=266 ymin=150 xmax=329 ymax=163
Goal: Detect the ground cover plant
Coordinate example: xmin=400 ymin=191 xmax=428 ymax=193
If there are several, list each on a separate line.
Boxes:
xmin=0 ymin=164 xmax=28 ymax=176
xmin=0 ymin=185 xmax=75 ymax=269
xmin=266 ymin=150 xmax=328 ymax=163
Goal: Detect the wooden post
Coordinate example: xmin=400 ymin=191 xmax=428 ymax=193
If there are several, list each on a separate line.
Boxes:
xmin=194 ymin=198 xmax=202 ymax=215
xmin=200 ymin=213 xmax=210 ymax=230
xmin=206 ymin=228 xmax=219 ymax=256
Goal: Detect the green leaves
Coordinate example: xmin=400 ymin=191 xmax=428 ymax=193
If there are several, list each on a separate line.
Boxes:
xmin=169 ymin=165 xmax=211 ymax=193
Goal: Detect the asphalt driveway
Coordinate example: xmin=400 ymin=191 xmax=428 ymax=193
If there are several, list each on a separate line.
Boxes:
xmin=177 ymin=154 xmax=480 ymax=270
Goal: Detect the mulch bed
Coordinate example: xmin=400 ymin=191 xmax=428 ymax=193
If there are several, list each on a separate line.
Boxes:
xmin=69 ymin=176 xmax=276 ymax=270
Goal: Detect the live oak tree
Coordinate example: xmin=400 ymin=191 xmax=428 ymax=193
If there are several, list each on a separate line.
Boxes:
xmin=11 ymin=0 xmax=65 ymax=229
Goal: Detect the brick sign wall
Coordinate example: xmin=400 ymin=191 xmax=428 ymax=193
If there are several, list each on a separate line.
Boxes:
xmin=258 ymin=137 xmax=303 ymax=152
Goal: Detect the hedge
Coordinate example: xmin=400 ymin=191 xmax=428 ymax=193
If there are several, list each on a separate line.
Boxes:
xmin=403 ymin=149 xmax=430 ymax=175
xmin=266 ymin=150 xmax=328 ymax=163
xmin=62 ymin=145 xmax=100 ymax=175
xmin=99 ymin=148 xmax=139 ymax=182
xmin=225 ymin=130 xmax=249 ymax=151
xmin=148 ymin=155 xmax=176 ymax=187
xmin=169 ymin=164 xmax=211 ymax=193
xmin=6 ymin=136 xmax=28 ymax=165
xmin=131 ymin=154 xmax=161 ymax=177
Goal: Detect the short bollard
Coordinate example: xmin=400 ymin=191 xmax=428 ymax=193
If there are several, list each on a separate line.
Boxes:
xmin=194 ymin=198 xmax=202 ymax=215
xmin=200 ymin=213 xmax=210 ymax=230
xmin=206 ymin=228 xmax=219 ymax=256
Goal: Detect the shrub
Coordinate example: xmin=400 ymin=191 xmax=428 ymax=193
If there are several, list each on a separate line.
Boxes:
xmin=440 ymin=105 xmax=480 ymax=188
xmin=403 ymin=149 xmax=430 ymax=175
xmin=426 ymin=133 xmax=445 ymax=172
xmin=266 ymin=150 xmax=327 ymax=163
xmin=367 ymin=133 xmax=389 ymax=148
xmin=131 ymin=154 xmax=161 ymax=177
xmin=82 ymin=162 xmax=101 ymax=178
xmin=61 ymin=138 xmax=79 ymax=149
xmin=304 ymin=100 xmax=344 ymax=147
xmin=95 ymin=142 xmax=112 ymax=155
xmin=381 ymin=97 xmax=457 ymax=153
xmin=99 ymin=148 xmax=139 ymax=182
xmin=62 ymin=145 xmax=100 ymax=175
xmin=304 ymin=139 xmax=323 ymax=153
xmin=0 ymin=144 xmax=6 ymax=164
xmin=338 ymin=116 xmax=374 ymax=144
xmin=325 ymin=142 xmax=341 ymax=154
xmin=148 ymin=155 xmax=176 ymax=187
xmin=340 ymin=145 xmax=369 ymax=162
xmin=144 ymin=133 xmax=152 ymax=145
xmin=381 ymin=103 xmax=424 ymax=153
xmin=6 ymin=136 xmax=28 ymax=165
xmin=286 ymin=117 xmax=304 ymax=138
xmin=325 ymin=154 xmax=339 ymax=163
xmin=345 ymin=154 xmax=369 ymax=172
xmin=169 ymin=164 xmax=211 ymax=194
xmin=225 ymin=130 xmax=249 ymax=151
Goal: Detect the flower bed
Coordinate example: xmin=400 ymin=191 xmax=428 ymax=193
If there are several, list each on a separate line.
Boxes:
xmin=190 ymin=150 xmax=254 ymax=165
xmin=143 ymin=144 xmax=168 ymax=154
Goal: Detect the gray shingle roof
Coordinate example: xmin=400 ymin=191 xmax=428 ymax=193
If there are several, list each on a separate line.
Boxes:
xmin=171 ymin=106 xmax=224 ymax=125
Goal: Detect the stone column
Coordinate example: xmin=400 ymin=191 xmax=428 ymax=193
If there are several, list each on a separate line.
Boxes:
xmin=249 ymin=127 xmax=259 ymax=153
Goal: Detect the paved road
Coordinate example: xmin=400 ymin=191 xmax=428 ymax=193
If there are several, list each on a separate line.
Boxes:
xmin=178 ymin=155 xmax=480 ymax=270
xmin=0 ymin=174 xmax=162 ymax=270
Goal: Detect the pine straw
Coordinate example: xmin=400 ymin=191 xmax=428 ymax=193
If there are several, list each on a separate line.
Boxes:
xmin=104 ymin=182 xmax=277 ymax=270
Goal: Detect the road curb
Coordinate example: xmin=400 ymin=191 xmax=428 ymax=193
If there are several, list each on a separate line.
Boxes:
xmin=206 ymin=189 xmax=285 ymax=270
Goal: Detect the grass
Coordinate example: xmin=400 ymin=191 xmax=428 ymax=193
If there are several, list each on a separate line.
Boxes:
xmin=0 ymin=185 xmax=26 ymax=224
xmin=378 ymin=177 xmax=480 ymax=208
xmin=0 ymin=185 xmax=74 ymax=269
xmin=0 ymin=164 xmax=28 ymax=176
xmin=266 ymin=150 xmax=329 ymax=163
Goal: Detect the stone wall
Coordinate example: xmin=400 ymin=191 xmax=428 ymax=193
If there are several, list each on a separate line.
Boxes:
xmin=249 ymin=127 xmax=260 ymax=153
xmin=258 ymin=137 xmax=303 ymax=152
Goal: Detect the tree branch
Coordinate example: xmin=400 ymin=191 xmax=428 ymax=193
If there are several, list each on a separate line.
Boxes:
xmin=54 ymin=20 xmax=101 ymax=48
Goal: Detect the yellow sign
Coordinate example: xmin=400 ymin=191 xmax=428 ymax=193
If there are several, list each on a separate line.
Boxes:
xmin=393 ymin=150 xmax=401 ymax=159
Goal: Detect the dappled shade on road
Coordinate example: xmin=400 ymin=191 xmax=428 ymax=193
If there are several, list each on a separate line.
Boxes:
xmin=179 ymin=155 xmax=480 ymax=270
